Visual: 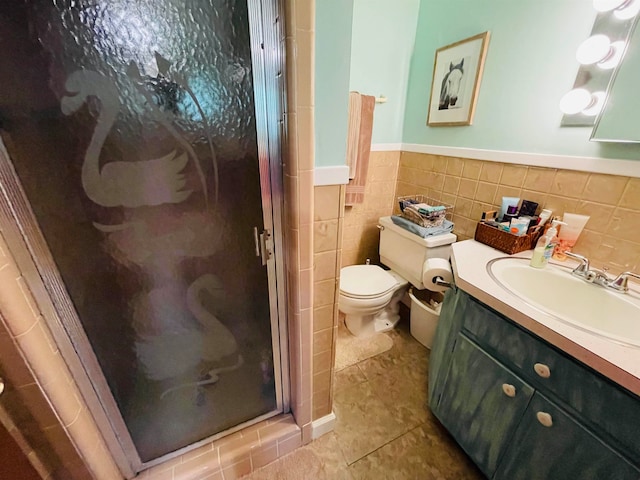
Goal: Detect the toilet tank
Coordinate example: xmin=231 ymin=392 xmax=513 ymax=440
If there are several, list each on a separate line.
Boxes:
xmin=378 ymin=216 xmax=456 ymax=289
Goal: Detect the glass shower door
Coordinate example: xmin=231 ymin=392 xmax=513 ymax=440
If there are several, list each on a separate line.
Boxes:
xmin=0 ymin=0 xmax=283 ymax=466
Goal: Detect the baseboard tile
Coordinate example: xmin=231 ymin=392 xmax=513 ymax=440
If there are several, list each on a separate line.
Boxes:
xmin=311 ymin=412 xmax=336 ymax=439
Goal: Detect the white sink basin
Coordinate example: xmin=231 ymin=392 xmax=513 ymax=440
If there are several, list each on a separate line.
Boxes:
xmin=487 ymin=258 xmax=640 ymax=348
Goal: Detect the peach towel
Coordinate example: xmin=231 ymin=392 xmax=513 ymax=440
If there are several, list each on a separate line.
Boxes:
xmin=345 ymin=92 xmax=375 ymax=206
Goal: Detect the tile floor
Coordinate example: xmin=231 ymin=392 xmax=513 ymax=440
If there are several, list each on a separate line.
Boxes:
xmin=243 ymin=315 xmax=485 ymax=479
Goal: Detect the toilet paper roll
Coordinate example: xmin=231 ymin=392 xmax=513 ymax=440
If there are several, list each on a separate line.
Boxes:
xmin=422 ymin=258 xmax=453 ymax=292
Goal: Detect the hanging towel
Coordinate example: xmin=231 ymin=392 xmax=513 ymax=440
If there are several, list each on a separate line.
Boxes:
xmin=345 ymin=92 xmax=375 ymax=206
xmin=346 ymin=92 xmax=362 ymax=179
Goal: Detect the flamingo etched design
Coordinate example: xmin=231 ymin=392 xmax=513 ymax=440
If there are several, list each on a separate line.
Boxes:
xmin=60 ymin=70 xmax=198 ymax=208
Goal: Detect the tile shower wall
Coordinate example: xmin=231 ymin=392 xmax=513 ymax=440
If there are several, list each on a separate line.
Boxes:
xmin=395 ymin=152 xmax=640 ymax=274
xmin=341 ymin=151 xmax=401 ymax=267
xmin=0 ymin=230 xmax=117 ymax=480
xmin=312 ymin=185 xmax=345 ymax=420
xmin=283 ymin=0 xmax=315 ymax=443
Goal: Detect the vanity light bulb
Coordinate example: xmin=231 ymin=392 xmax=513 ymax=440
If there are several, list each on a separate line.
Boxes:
xmin=598 ymin=41 xmax=626 ymax=69
xmin=615 ymin=0 xmax=640 ymax=19
xmin=581 ymin=91 xmax=606 ymax=116
xmin=560 ymin=89 xmax=593 ymax=115
xmin=593 ymin=0 xmax=630 ymax=11
xmin=576 ymin=35 xmax=612 ymax=65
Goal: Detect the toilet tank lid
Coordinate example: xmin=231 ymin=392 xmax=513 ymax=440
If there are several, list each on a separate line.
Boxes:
xmin=379 ymin=216 xmax=457 ymax=247
xmin=340 ymin=265 xmax=398 ymax=297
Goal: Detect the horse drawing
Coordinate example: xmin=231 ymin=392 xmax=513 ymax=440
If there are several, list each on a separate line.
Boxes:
xmin=438 ymin=58 xmax=464 ymax=110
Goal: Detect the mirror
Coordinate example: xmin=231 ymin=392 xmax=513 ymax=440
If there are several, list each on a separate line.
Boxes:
xmin=592 ymin=16 xmax=640 ymax=141
xmin=560 ymin=9 xmax=638 ymax=127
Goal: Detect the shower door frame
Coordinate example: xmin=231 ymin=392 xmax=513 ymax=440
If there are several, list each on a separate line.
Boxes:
xmin=0 ymin=0 xmax=289 ymax=476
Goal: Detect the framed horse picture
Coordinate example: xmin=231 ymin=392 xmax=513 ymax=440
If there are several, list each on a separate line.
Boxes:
xmin=427 ymin=32 xmax=490 ymax=126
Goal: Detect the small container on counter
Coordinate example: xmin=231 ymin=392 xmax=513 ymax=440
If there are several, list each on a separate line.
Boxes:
xmin=553 ymin=213 xmax=590 ymax=260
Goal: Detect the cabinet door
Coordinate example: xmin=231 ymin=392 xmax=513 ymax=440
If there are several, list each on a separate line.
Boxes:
xmin=433 ymin=334 xmax=534 ymax=477
xmin=429 ymin=288 xmax=467 ymax=406
xmin=494 ymin=392 xmax=640 ymax=480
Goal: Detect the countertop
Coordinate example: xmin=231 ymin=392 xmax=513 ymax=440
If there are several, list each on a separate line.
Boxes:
xmin=450 ymin=239 xmax=640 ymax=397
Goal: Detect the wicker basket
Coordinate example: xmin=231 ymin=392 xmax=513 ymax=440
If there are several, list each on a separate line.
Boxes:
xmin=474 ymin=222 xmax=542 ymax=255
xmin=396 ymin=195 xmax=454 ymax=227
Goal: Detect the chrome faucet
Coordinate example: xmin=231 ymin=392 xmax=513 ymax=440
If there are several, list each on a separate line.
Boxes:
xmin=564 ymin=251 xmax=590 ymax=276
xmin=608 ymin=272 xmax=640 ymax=293
xmin=564 ymin=251 xmax=640 ymax=293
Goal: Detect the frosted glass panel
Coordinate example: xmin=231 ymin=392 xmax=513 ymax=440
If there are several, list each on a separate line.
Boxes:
xmin=0 ymin=0 xmax=277 ymax=462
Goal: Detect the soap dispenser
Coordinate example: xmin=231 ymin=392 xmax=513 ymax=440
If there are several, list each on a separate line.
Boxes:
xmin=530 ymin=220 xmax=566 ymax=268
xmin=530 ymin=234 xmax=549 ymax=269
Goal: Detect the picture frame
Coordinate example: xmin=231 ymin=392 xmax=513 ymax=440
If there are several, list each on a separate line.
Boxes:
xmin=427 ymin=31 xmax=490 ymax=126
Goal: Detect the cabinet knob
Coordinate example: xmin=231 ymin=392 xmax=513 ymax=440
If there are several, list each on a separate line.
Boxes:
xmin=501 ymin=383 xmax=517 ymax=397
xmin=534 ymin=363 xmax=551 ymax=378
xmin=0 ymin=377 xmax=4 ymax=396
xmin=536 ymin=411 xmax=553 ymax=427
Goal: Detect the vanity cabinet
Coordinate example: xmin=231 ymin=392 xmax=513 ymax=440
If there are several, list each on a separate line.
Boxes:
xmin=430 ymin=289 xmax=640 ymax=479
xmin=436 ymin=334 xmax=533 ymax=476
xmin=494 ymin=393 xmax=639 ymax=480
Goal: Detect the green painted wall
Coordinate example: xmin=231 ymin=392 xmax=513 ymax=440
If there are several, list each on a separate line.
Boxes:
xmin=315 ymin=0 xmax=354 ymax=167
xmin=349 ymin=0 xmax=420 ymax=144
xmin=402 ymin=0 xmax=640 ymax=160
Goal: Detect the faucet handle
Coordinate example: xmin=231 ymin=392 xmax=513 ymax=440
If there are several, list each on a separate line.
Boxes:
xmin=608 ymin=271 xmax=640 ymax=293
xmin=564 ymin=251 xmax=590 ymax=275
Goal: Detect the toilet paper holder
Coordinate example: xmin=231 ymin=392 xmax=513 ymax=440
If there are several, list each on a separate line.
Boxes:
xmin=433 ymin=275 xmax=452 ymax=289
xmin=432 ymin=275 xmax=455 ymax=291
xmin=423 ymin=257 xmax=456 ymax=293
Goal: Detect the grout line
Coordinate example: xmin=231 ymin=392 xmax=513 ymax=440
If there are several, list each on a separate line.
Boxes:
xmin=344 ymin=422 xmax=427 ymax=468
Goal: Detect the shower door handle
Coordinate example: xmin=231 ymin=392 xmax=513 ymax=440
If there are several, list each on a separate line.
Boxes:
xmin=254 ymin=227 xmax=272 ymax=266
xmin=253 ymin=227 xmax=261 ymax=257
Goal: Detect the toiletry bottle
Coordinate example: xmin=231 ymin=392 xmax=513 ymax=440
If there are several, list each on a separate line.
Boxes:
xmin=499 ymin=196 xmax=520 ymax=223
xmin=543 ymin=220 xmax=567 ymax=264
xmin=537 ymin=209 xmax=552 ymax=226
xmin=552 ymin=213 xmax=590 ymax=261
xmin=530 ymin=232 xmax=550 ymax=268
xmin=530 ymin=220 xmax=562 ymax=268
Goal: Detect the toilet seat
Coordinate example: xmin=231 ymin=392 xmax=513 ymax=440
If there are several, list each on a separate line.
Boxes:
xmin=340 ymin=265 xmax=398 ymax=299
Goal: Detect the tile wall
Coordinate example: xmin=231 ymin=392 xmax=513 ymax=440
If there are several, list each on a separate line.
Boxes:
xmin=138 ymin=416 xmax=302 ymax=480
xmin=341 ymin=151 xmax=401 ymax=267
xmin=282 ymin=0 xmax=315 ymax=443
xmin=395 ymin=152 xmax=640 ymax=274
xmin=312 ymin=185 xmax=345 ymax=420
xmin=0 ymin=230 xmax=119 ymax=480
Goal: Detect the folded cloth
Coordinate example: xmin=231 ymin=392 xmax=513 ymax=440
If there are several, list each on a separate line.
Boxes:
xmin=415 ymin=204 xmax=446 ymax=215
xmin=402 ymin=204 xmax=446 ymax=227
xmin=399 ymin=198 xmax=419 ymax=211
xmin=391 ymin=215 xmax=454 ymax=238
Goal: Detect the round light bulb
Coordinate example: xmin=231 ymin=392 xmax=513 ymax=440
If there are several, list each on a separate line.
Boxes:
xmin=582 ymin=91 xmax=606 ymax=116
xmin=615 ymin=0 xmax=640 ymax=18
xmin=560 ymin=89 xmax=593 ymax=115
xmin=598 ymin=41 xmax=626 ymax=69
xmin=576 ymin=35 xmax=612 ymax=65
xmin=593 ymin=0 xmax=630 ymax=12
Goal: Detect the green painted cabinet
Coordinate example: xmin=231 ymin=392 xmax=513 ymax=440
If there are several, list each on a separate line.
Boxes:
xmin=430 ymin=288 xmax=640 ymax=479
xmin=494 ymin=393 xmax=640 ymax=480
xmin=435 ymin=334 xmax=534 ymax=477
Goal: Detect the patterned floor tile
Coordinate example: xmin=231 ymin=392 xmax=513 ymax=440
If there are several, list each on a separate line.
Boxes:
xmin=242 ymin=317 xmax=481 ymax=479
xmin=348 ymin=422 xmax=484 ymax=480
xmin=334 ymin=364 xmax=367 ymax=392
xmin=333 ymin=379 xmax=410 ymax=465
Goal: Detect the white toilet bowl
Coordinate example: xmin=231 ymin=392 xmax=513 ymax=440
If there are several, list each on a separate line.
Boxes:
xmin=339 ymin=265 xmax=408 ymax=337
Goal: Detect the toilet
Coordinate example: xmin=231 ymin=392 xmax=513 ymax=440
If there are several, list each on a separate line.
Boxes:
xmin=339 ymin=216 xmax=456 ymax=337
